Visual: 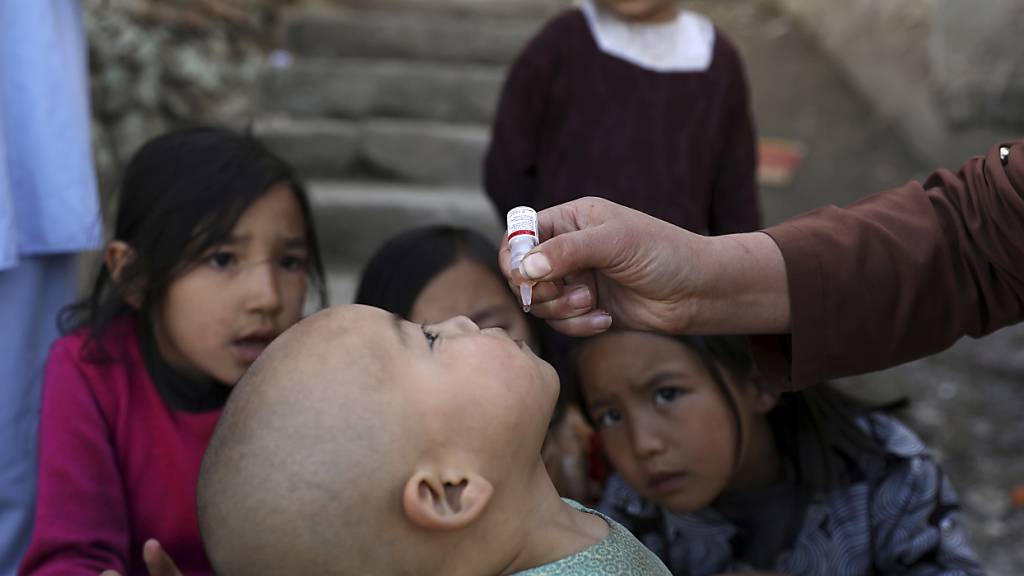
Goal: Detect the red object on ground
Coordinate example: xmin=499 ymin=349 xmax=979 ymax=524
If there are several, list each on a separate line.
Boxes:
xmin=1012 ymin=486 xmax=1024 ymax=508
xmin=758 ymin=138 xmax=806 ymax=187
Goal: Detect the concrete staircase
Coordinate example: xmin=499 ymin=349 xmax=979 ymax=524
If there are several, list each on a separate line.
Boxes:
xmin=255 ymin=5 xmax=556 ymax=304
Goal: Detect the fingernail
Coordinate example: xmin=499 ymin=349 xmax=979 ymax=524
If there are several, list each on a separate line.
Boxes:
xmin=568 ymin=286 xmax=591 ymax=309
xmin=522 ymin=252 xmax=552 ymax=279
xmin=590 ymin=312 xmax=612 ymax=331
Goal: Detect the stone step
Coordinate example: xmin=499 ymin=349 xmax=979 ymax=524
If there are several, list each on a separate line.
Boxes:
xmin=283 ymin=8 xmax=543 ymax=64
xmin=256 ymin=116 xmax=488 ymax=184
xmin=310 ymin=0 xmax=569 ymax=18
xmin=307 ymin=180 xmax=502 ymax=267
xmin=261 ymin=58 xmax=503 ymax=123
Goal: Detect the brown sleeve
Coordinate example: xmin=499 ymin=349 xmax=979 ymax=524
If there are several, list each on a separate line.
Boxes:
xmin=760 ymin=140 xmax=1024 ymax=390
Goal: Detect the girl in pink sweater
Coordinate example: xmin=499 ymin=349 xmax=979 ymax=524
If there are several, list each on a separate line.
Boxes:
xmin=19 ymin=127 xmax=327 ymax=576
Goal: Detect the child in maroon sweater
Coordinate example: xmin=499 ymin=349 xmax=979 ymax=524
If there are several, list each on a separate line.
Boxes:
xmin=485 ymin=0 xmax=761 ymax=236
xmin=19 ymin=127 xmax=327 ymax=576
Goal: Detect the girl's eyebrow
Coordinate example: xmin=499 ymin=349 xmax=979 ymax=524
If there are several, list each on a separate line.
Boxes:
xmin=218 ymin=234 xmax=307 ymax=247
xmin=587 ymin=370 xmax=694 ymax=412
xmin=281 ymin=236 xmax=307 ymax=249
xmin=634 ymin=370 xmax=691 ymax=391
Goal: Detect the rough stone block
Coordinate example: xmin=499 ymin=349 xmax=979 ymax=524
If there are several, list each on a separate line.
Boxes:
xmin=284 ymin=10 xmax=541 ymax=64
xmin=931 ymin=0 xmax=1024 ymax=128
xmin=307 ymin=181 xmax=501 ymax=266
xmin=261 ymin=59 xmax=503 ymax=123
xmin=253 ymin=116 xmax=360 ymax=179
xmin=362 ymin=120 xmax=487 ymax=184
xmin=306 ymin=0 xmax=569 ymax=18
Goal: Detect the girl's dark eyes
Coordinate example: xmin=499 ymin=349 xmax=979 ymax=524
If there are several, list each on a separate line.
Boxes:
xmin=207 ymin=252 xmax=236 ymax=269
xmin=279 ymin=254 xmax=307 ymax=271
xmin=422 ymin=328 xmax=439 ymax=349
xmin=654 ymin=387 xmax=685 ymax=405
xmin=205 ymin=251 xmax=307 ymax=271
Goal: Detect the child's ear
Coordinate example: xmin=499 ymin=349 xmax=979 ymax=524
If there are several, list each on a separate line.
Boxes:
xmin=401 ymin=469 xmax=493 ymax=531
xmin=104 ymin=240 xmax=143 ymax=309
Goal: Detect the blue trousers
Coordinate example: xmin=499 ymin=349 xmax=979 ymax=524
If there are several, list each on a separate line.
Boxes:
xmin=0 ymin=254 xmax=77 ymax=574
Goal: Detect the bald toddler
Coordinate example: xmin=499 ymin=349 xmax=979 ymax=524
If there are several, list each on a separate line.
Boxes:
xmin=196 ymin=305 xmax=669 ymax=575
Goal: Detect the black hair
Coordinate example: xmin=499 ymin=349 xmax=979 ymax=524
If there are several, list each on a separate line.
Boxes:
xmin=60 ymin=126 xmax=327 ymax=405
xmin=354 ymin=225 xmax=505 ymax=318
xmin=578 ymin=334 xmax=887 ymax=496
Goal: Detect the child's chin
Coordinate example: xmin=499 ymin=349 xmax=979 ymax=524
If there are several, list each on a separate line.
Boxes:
xmin=652 ymin=490 xmax=713 ymax=516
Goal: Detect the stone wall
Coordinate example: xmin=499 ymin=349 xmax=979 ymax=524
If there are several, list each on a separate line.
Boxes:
xmin=931 ymin=0 xmax=1024 ymax=129
xmin=84 ymin=0 xmax=300 ymax=195
xmin=306 ymin=0 xmax=569 ymax=16
xmin=767 ymin=0 xmax=1023 ymax=167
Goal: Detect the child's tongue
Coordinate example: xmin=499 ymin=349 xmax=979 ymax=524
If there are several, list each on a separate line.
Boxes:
xmin=235 ymin=338 xmax=269 ymax=363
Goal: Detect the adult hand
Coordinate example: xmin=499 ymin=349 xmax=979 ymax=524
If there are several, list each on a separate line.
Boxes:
xmin=500 ymin=197 xmax=790 ymax=337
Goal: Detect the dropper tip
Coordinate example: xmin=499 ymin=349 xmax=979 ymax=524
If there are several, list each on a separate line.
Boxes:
xmin=519 ymin=284 xmax=532 ymax=313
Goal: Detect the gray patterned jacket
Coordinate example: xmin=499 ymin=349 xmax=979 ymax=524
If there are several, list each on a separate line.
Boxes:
xmin=597 ymin=413 xmax=985 ymax=575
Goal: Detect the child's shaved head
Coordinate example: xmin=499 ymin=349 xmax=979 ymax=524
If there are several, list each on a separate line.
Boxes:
xmin=197 ymin=305 xmax=560 ymax=575
xmin=197 ymin=307 xmax=413 ymax=574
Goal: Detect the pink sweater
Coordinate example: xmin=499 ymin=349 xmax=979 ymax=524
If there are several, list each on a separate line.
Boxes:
xmin=20 ymin=317 xmax=220 ymax=575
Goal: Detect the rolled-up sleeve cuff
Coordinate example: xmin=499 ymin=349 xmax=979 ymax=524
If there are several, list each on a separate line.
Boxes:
xmin=759 ymin=223 xmax=829 ymax=390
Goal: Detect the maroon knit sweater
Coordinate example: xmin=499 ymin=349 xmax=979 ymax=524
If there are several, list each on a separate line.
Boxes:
xmin=485 ymin=8 xmax=761 ymax=235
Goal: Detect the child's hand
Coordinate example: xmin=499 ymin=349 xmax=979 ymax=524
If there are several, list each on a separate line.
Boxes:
xmin=142 ymin=539 xmax=183 ymax=576
xmin=542 ymin=405 xmax=601 ymax=504
xmin=99 ymin=540 xmax=183 ymax=576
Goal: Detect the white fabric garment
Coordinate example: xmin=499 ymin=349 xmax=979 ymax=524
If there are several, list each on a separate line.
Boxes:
xmin=580 ymin=0 xmax=715 ymax=73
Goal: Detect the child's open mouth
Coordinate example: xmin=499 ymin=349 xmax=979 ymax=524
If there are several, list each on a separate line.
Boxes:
xmin=234 ymin=336 xmax=274 ymax=363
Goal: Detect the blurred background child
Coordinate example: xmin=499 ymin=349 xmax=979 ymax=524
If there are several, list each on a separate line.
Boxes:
xmin=19 ymin=126 xmax=326 ymax=576
xmin=354 ymin=225 xmax=599 ymax=503
xmin=575 ymin=331 xmax=984 ymax=575
xmin=485 ymin=0 xmax=761 ymax=236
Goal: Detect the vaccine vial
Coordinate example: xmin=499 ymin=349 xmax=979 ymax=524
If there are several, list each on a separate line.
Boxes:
xmin=506 ymin=206 xmax=539 ymax=312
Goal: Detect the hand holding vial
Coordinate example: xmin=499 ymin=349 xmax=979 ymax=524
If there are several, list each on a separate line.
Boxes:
xmin=500 ymin=197 xmax=789 ymax=338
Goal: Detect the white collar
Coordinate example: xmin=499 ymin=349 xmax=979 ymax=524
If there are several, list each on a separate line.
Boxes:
xmin=580 ymin=0 xmax=715 ymax=72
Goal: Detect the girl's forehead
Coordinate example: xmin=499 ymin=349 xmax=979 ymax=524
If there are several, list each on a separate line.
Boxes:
xmin=583 ymin=332 xmax=695 ymax=365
